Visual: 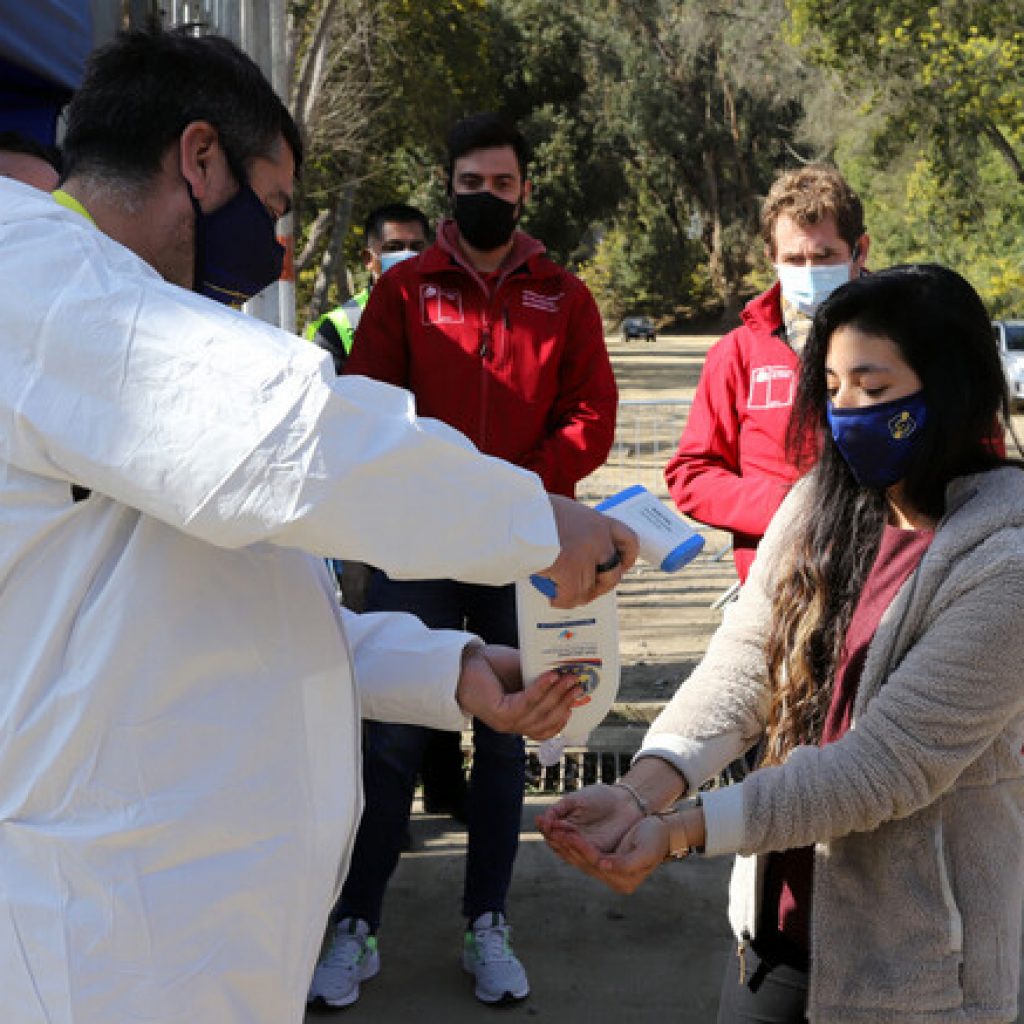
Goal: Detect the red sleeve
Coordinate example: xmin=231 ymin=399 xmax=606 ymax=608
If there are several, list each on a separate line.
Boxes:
xmin=343 ymin=272 xmax=409 ymax=387
xmin=517 ymin=280 xmax=618 ymax=497
xmin=665 ymin=336 xmax=790 ymax=539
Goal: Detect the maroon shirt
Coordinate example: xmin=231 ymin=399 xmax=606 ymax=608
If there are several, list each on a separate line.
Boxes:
xmin=762 ymin=524 xmax=935 ymax=952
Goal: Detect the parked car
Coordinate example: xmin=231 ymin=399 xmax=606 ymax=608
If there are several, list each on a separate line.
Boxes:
xmin=622 ymin=315 xmax=656 ymax=342
xmin=993 ymin=320 xmax=1024 ymax=410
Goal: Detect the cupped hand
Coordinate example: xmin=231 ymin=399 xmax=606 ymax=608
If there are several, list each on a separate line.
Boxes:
xmin=583 ymin=815 xmax=671 ymax=894
xmin=536 ymin=783 xmax=642 ymax=869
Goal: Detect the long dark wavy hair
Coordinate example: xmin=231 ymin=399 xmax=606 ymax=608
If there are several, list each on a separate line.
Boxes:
xmin=760 ymin=264 xmax=1009 ymax=766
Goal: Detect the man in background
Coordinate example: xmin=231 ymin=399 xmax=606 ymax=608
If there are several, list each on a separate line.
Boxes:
xmin=665 ymin=164 xmax=869 ymax=583
xmin=305 ymin=202 xmax=429 ymax=373
xmin=310 ymin=113 xmax=618 ymax=1010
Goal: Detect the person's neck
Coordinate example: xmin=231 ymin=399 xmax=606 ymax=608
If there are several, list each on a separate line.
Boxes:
xmin=885 ymin=482 xmax=937 ymax=531
xmin=456 ymin=233 xmax=514 ymax=274
xmin=62 ymin=175 xmax=183 ymax=284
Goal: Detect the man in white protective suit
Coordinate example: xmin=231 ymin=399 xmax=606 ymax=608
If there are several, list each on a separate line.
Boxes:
xmin=0 ymin=28 xmax=634 ymax=1024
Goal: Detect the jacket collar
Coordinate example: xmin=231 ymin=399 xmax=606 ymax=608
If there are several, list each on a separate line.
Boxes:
xmin=420 ymin=219 xmax=550 ymax=285
xmin=741 ymin=280 xmax=784 ymax=337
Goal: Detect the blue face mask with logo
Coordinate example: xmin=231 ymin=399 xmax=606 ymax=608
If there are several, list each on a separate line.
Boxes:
xmin=826 ymin=390 xmax=928 ymax=488
xmin=189 ymin=176 xmax=284 ymax=307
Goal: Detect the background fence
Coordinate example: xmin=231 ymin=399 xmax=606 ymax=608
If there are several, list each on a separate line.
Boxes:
xmin=577 ymin=398 xmax=691 ymax=504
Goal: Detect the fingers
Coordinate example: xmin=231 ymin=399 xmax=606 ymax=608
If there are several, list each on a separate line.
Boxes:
xmin=503 ymin=670 xmax=580 ymax=740
xmin=535 ymin=794 xmax=582 ymax=834
xmin=544 ymin=497 xmax=638 ymax=608
xmin=608 ymin=518 xmax=639 ymax=572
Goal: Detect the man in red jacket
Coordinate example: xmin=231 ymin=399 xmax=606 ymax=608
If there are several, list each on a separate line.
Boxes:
xmin=308 ymin=113 xmax=618 ymax=1010
xmin=665 ymin=165 xmax=869 ymax=583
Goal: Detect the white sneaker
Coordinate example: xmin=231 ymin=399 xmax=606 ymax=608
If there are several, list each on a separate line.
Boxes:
xmin=307 ymin=916 xmax=380 ymax=1008
xmin=462 ymin=911 xmax=530 ymax=1004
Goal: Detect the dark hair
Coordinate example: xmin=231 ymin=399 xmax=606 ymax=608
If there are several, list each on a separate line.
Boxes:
xmin=762 ymin=264 xmax=1007 ymax=766
xmin=761 ymin=164 xmax=865 ymax=257
xmin=445 ymin=113 xmax=529 ymax=190
xmin=0 ymin=131 xmax=62 ymax=174
xmin=363 ymin=203 xmax=430 ymax=246
xmin=62 ymin=28 xmax=302 ymax=186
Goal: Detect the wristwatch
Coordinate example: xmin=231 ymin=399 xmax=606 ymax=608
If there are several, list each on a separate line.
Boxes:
xmin=654 ymin=793 xmax=703 ymax=860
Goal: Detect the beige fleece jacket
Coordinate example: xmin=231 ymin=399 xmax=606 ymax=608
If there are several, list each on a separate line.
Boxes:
xmin=639 ymin=468 xmax=1024 ymax=1023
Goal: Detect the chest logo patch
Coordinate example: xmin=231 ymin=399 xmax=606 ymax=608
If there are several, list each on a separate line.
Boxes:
xmin=420 ymin=284 xmax=464 ymax=325
xmin=522 ymin=289 xmax=562 ymax=314
xmin=748 ymin=365 xmax=796 ymax=409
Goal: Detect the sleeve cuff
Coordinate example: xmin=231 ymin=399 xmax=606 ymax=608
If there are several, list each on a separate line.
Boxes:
xmin=634 ymin=730 xmax=747 ymax=793
xmin=699 ymin=780 xmax=746 ymax=857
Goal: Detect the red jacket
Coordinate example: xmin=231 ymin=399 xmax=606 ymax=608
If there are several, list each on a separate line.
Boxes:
xmin=345 ymin=220 xmax=617 ymax=497
xmin=665 ymin=283 xmax=802 ymax=581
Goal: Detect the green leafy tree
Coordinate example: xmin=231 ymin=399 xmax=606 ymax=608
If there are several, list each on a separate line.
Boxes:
xmin=786 ymin=0 xmax=1024 ymax=197
xmin=581 ymin=0 xmax=816 ymax=321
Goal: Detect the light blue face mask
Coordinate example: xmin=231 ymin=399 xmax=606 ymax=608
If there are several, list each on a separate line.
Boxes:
xmin=380 ymin=249 xmax=419 ymax=274
xmin=777 ymin=262 xmax=851 ymax=315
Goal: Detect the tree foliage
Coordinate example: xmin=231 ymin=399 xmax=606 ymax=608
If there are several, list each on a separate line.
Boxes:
xmin=289 ymin=0 xmax=1024 ymax=329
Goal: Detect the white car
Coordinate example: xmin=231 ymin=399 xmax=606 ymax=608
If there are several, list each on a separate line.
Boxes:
xmin=993 ymin=320 xmax=1024 ymax=410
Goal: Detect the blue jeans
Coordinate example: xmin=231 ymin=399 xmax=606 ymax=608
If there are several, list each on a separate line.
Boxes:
xmin=337 ymin=575 xmax=524 ymax=930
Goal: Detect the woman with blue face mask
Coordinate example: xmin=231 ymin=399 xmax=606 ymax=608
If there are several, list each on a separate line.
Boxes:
xmin=539 ymin=264 xmax=1024 ymax=1023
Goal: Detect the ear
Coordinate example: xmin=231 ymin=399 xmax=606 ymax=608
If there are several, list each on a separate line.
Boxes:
xmin=520 ymin=179 xmax=532 ymax=207
xmin=853 ymin=233 xmax=870 ymax=267
xmin=361 ymin=247 xmax=375 ymax=272
xmin=178 ymin=121 xmax=224 ymax=203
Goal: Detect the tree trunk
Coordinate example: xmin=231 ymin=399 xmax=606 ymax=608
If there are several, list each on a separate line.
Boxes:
xmin=306 ymin=184 xmax=355 ymax=326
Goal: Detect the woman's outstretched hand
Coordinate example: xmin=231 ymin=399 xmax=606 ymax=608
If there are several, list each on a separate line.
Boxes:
xmin=538 ymin=783 xmax=674 ymax=893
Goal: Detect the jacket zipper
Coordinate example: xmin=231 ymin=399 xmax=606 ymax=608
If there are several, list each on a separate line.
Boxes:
xmin=736 ymin=928 xmax=753 ymax=985
xmin=476 ymin=299 xmax=510 ymax=451
xmin=478 ymin=320 xmax=492 ymax=448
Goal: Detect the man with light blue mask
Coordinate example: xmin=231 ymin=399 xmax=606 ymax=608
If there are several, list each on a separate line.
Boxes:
xmin=666 ymin=164 xmax=869 ymax=584
xmin=305 ymin=202 xmax=429 ymax=373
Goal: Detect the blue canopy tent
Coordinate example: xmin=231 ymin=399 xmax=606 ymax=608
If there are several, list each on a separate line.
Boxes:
xmin=0 ymin=1 xmax=92 ymax=144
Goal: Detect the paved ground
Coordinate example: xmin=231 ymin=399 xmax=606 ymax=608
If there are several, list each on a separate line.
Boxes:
xmin=305 ymin=333 xmax=1024 ymax=1022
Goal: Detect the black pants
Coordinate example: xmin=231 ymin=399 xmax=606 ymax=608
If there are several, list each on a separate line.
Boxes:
xmin=716 ymin=939 xmax=809 ymax=1024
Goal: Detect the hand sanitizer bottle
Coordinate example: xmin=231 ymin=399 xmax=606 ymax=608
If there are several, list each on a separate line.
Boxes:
xmin=515 ymin=581 xmax=620 ymax=767
xmin=518 ymin=484 xmax=702 ymax=766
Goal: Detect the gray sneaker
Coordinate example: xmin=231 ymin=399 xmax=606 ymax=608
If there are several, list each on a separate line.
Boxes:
xmin=307 ymin=916 xmax=380 ymax=1008
xmin=462 ymin=911 xmax=529 ymax=1004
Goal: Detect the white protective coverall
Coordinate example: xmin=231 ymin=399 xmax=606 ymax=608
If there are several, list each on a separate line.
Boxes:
xmin=0 ymin=178 xmax=562 ymax=1023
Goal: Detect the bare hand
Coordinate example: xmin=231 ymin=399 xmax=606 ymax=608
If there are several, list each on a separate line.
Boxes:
xmin=582 ymin=815 xmax=671 ymax=894
xmin=455 ymin=643 xmax=581 ymax=740
xmin=538 ymin=497 xmax=639 ymax=608
xmin=538 ymin=785 xmax=675 ymax=894
xmin=536 ymin=783 xmax=642 ymax=869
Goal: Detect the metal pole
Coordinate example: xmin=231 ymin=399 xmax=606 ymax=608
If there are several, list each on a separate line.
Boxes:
xmin=239 ymin=0 xmax=294 ymax=331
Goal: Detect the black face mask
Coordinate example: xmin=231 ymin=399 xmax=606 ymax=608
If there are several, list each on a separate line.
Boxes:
xmin=452 ymin=190 xmax=519 ymax=251
xmin=188 ymin=175 xmax=284 ymax=307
